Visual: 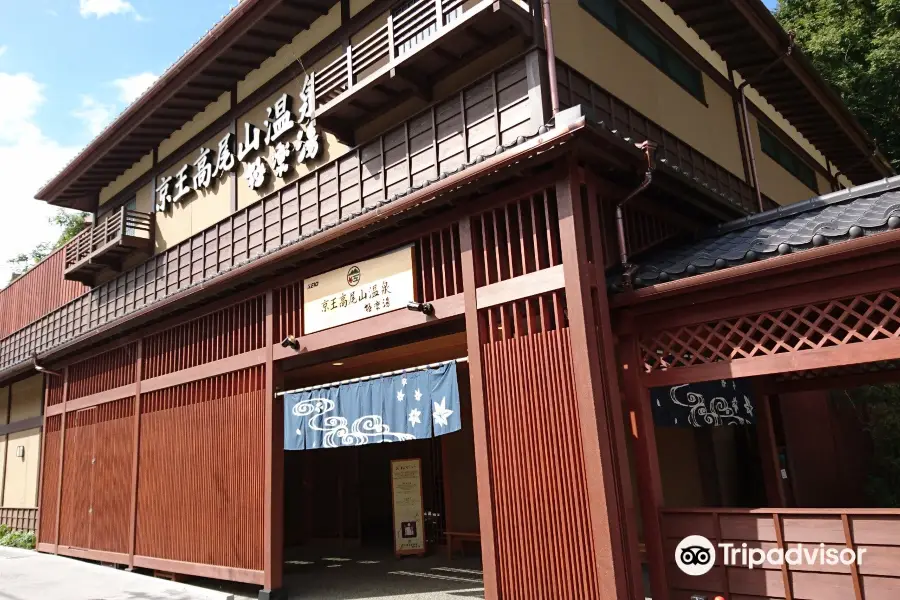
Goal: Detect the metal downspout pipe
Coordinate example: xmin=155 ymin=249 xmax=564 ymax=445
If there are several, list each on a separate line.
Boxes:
xmin=617 ymin=141 xmax=657 ymax=289
xmin=540 ymin=0 xmax=560 ymax=116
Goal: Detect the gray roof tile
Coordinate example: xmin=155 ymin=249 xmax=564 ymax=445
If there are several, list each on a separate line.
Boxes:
xmin=628 ymin=176 xmax=900 ymax=288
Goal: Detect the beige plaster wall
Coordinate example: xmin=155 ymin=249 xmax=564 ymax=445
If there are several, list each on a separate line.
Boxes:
xmin=158 ymin=92 xmax=231 ymax=161
xmin=9 ymin=375 xmax=42 ymax=422
xmin=641 ymin=0 xmax=841 ymax=186
xmin=748 ymin=113 xmax=820 ymax=206
xmin=155 ymin=128 xmax=235 ymax=252
xmin=99 ymin=151 xmax=154 ymax=206
xmin=350 ymin=0 xmax=374 ymax=17
xmin=553 ymin=0 xmax=745 ymax=180
xmin=237 ymin=3 xmax=341 ymax=103
xmin=1 ymin=428 xmax=40 ymax=508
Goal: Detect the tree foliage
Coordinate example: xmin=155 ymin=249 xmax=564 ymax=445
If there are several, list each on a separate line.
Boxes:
xmin=775 ymin=0 xmax=900 ymax=169
xmin=7 ymin=210 xmax=87 ymax=284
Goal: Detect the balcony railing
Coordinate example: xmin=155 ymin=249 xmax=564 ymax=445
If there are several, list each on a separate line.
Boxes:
xmin=310 ymin=0 xmax=532 ymax=127
xmin=63 ymin=206 xmax=154 ymax=285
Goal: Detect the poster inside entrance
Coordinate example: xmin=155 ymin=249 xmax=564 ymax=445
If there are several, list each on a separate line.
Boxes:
xmin=391 ymin=458 xmax=426 ymax=555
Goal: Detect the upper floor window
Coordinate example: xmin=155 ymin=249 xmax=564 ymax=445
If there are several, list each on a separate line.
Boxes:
xmin=758 ymin=125 xmax=818 ymax=192
xmin=579 ymin=0 xmax=705 ymax=103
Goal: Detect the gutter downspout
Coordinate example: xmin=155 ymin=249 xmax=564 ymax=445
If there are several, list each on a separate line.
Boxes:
xmin=540 ymin=0 xmax=560 ymax=116
xmin=617 ymin=141 xmax=657 ymax=289
xmin=737 ymin=33 xmax=794 ymax=213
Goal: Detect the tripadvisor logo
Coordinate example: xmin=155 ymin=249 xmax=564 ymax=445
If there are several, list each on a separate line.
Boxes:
xmin=675 ymin=535 xmax=716 ymax=576
xmin=675 ymin=534 xmax=867 ymax=576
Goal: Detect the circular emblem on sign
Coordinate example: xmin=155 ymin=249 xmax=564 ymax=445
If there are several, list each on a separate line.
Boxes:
xmin=347 ymin=266 xmax=361 ymax=287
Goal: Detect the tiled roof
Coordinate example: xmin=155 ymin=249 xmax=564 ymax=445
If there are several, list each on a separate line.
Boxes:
xmin=629 ymin=175 xmax=900 ymax=288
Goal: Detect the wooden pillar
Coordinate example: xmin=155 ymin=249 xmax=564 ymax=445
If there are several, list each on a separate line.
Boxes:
xmin=0 ymin=383 xmax=11 ymax=507
xmin=128 ymin=341 xmax=143 ymax=568
xmin=263 ymin=290 xmax=285 ymax=596
xmin=757 ymin=394 xmax=787 ymax=507
xmin=556 ymin=166 xmax=640 ymax=600
xmin=36 ymin=378 xmax=48 ymax=545
xmin=458 ymin=217 xmax=500 ymax=598
xmin=620 ymin=335 xmax=668 ymax=600
xmin=53 ymin=367 xmax=69 ymax=553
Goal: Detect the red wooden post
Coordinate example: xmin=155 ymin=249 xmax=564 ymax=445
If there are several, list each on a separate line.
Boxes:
xmin=263 ymin=290 xmax=284 ymax=594
xmin=36 ymin=377 xmax=48 ymax=545
xmin=620 ymin=335 xmax=669 ymax=600
xmin=127 ymin=340 xmax=143 ymax=568
xmin=53 ymin=366 xmax=69 ymax=553
xmin=556 ymin=165 xmax=637 ymax=599
xmin=756 ymin=393 xmax=787 ymax=507
xmin=458 ymin=217 xmax=499 ymax=598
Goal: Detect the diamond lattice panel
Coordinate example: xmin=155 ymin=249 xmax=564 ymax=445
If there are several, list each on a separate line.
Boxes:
xmin=640 ymin=291 xmax=900 ymax=372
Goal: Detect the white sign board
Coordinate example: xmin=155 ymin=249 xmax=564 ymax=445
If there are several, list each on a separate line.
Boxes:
xmin=391 ymin=458 xmax=426 ymax=556
xmin=303 ymin=245 xmax=415 ymax=334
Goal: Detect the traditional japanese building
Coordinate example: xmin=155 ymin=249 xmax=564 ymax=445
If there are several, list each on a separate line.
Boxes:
xmin=5 ymin=0 xmax=900 ymax=598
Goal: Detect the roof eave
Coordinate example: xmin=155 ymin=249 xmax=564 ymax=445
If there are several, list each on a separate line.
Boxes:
xmin=35 ymin=0 xmax=282 ymax=204
xmin=736 ymin=0 xmax=893 ymax=178
xmin=611 ymin=224 xmax=900 ymax=309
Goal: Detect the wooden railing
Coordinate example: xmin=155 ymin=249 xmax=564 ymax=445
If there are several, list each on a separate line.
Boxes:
xmin=63 ymin=206 xmax=153 ymax=270
xmin=0 ymin=507 xmax=37 ymax=533
xmin=313 ymin=0 xmax=513 ymax=110
xmin=660 ymin=507 xmax=900 ymax=600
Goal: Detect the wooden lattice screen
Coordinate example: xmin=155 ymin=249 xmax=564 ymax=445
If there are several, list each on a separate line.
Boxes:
xmin=640 ymin=290 xmax=900 ymax=372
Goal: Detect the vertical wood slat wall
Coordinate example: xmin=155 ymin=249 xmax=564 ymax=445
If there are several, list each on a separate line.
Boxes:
xmin=37 ymin=415 xmax=62 ymax=545
xmin=136 ymin=367 xmax=265 ymax=571
xmin=468 ymin=187 xmax=603 ymax=599
xmin=0 ymin=55 xmax=537 ymax=374
xmin=38 ymin=297 xmax=268 ymax=581
xmin=0 ymin=247 xmax=86 ymax=339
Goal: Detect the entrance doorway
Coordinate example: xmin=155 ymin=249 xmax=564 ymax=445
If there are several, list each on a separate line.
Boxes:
xmin=279 ymin=332 xmax=483 ymax=596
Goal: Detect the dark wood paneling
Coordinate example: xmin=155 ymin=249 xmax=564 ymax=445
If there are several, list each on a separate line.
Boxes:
xmin=0 ymin=507 xmax=38 ymax=533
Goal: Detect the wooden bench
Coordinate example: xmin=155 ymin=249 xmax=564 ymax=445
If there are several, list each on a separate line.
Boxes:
xmin=445 ymin=531 xmax=481 ymax=560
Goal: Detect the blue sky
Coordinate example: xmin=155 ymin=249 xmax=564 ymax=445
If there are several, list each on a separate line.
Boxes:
xmin=0 ymin=0 xmax=237 ymax=283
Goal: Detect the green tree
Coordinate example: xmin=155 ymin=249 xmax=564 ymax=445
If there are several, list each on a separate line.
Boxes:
xmin=7 ymin=210 xmax=87 ymax=284
xmin=775 ymin=0 xmax=900 ymax=169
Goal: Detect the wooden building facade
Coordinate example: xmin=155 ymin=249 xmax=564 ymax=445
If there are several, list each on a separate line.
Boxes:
xmin=3 ymin=1 xmax=898 ymax=599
